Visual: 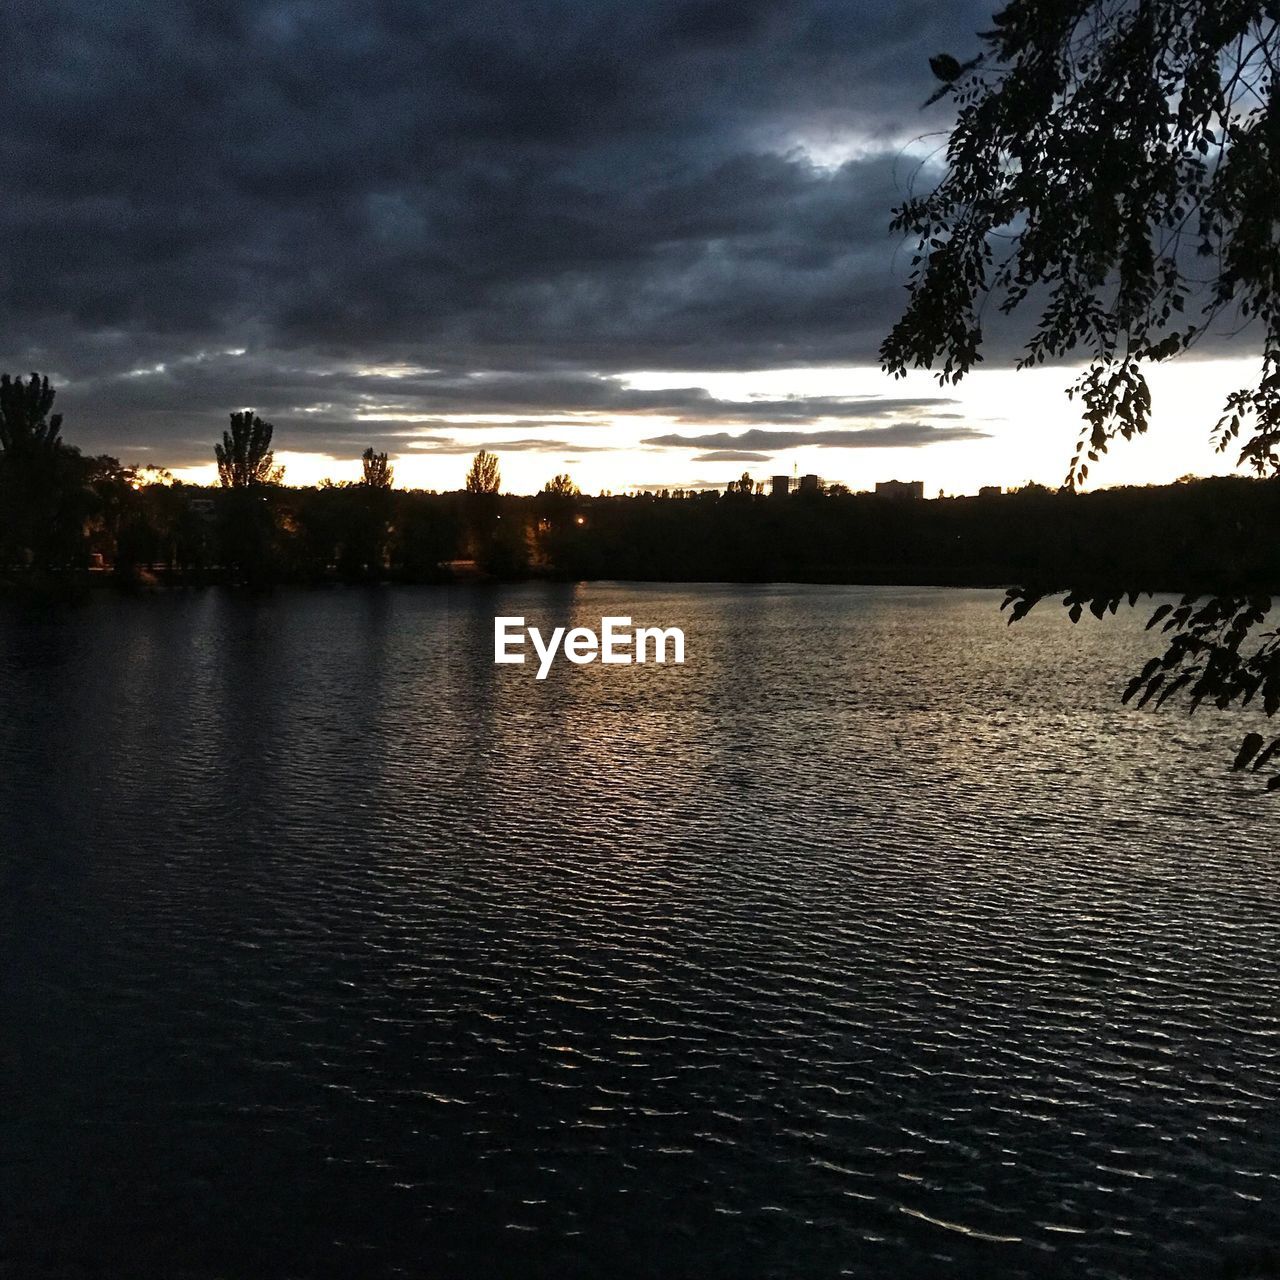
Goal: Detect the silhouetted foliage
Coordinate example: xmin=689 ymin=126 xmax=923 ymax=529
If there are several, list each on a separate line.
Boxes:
xmin=0 ymin=373 xmax=120 ymax=581
xmin=887 ymin=0 xmax=1280 ymax=483
xmin=213 ymin=411 xmax=286 ymax=585
xmin=0 ymin=396 xmax=1274 ymax=684
xmin=0 ymin=373 xmax=64 ymax=459
xmin=343 ymin=455 xmax=395 ymax=577
xmin=216 ymin=411 xmax=284 ymax=489
xmin=531 ymin=472 xmax=586 ymax=572
xmin=541 ymin=473 xmax=579 ymax=497
xmin=465 ymin=450 xmax=501 ymax=495
xmin=112 ymin=475 xmax=210 ymax=583
xmin=361 ymin=447 xmax=393 ymax=490
xmin=462 ymin=450 xmax=513 ymax=572
xmin=390 ymin=495 xmax=460 ymax=581
xmin=886 ymin=0 xmax=1280 ymax=790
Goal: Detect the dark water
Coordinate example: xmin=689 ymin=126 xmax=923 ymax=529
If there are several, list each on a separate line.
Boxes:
xmin=2 ymin=584 xmax=1277 ymax=1280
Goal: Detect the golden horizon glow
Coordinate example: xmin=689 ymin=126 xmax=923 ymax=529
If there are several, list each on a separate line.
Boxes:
xmin=164 ymin=357 xmax=1262 ymax=496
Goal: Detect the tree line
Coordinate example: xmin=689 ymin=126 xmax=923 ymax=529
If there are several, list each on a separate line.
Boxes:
xmin=0 ymin=373 xmax=1276 ymax=595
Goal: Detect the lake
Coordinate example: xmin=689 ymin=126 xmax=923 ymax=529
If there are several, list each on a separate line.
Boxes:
xmin=2 ymin=584 xmax=1278 ymax=1279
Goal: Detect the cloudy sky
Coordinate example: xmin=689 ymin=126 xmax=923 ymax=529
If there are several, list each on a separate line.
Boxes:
xmin=2 ymin=0 xmax=1261 ymax=493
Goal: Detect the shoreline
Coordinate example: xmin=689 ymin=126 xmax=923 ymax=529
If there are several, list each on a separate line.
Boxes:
xmin=3 ymin=567 xmax=1272 ymax=600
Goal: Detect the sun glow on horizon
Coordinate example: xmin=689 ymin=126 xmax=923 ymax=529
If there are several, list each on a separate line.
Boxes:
xmin=160 ymin=357 xmax=1261 ymax=496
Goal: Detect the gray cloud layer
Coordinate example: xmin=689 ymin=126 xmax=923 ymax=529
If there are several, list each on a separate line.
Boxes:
xmin=646 ymin=423 xmax=989 ymax=450
xmin=2 ymin=0 xmax=1007 ymax=463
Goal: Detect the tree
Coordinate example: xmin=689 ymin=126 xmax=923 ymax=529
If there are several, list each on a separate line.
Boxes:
xmin=0 ymin=373 xmax=64 ymax=460
xmin=465 ymin=449 xmax=501 ymax=494
xmin=541 ymin=473 xmax=579 ymax=496
xmin=327 ymin=446 xmax=396 ymax=577
xmin=0 ymin=373 xmax=101 ymax=575
xmin=215 ymin=411 xmax=283 ymax=488
xmin=361 ymin=447 xmax=394 ymax=490
xmin=884 ymin=0 xmax=1280 ymax=789
xmin=213 ymin=410 xmax=284 ymax=584
xmin=532 ymin=472 xmax=584 ymax=572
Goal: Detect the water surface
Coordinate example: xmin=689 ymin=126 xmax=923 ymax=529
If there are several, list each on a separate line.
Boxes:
xmin=2 ymin=584 xmax=1277 ymax=1278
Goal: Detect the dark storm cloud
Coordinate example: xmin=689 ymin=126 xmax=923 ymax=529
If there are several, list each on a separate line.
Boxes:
xmin=645 ymin=423 xmax=990 ymax=449
xmin=0 ymin=0 xmax=1001 ymax=461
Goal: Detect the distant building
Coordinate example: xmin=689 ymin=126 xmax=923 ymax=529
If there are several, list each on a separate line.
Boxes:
xmin=978 ymin=485 xmax=1002 ymax=498
xmin=797 ymin=473 xmax=822 ymax=495
xmin=770 ymin=475 xmax=791 ymax=497
xmin=874 ymin=479 xmax=924 ymax=500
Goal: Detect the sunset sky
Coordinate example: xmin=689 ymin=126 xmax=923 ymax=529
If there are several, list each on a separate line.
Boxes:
xmin=3 ymin=0 xmax=1262 ymax=494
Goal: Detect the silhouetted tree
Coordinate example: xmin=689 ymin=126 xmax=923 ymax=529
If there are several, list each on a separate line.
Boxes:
xmin=213 ymin=410 xmax=284 ymax=584
xmin=329 ymin=447 xmax=396 ymax=576
xmin=215 ymin=411 xmax=283 ymax=489
xmin=461 ymin=449 xmax=501 ymax=568
xmin=0 ymin=373 xmax=63 ymax=459
xmin=541 ymin=473 xmax=579 ymax=497
xmin=361 ymin=447 xmax=393 ymax=490
xmin=885 ymin=0 xmax=1280 ymax=789
xmin=533 ymin=472 xmax=585 ymax=572
xmin=465 ymin=449 xmax=501 ymax=494
xmin=0 ymin=373 xmax=106 ymax=577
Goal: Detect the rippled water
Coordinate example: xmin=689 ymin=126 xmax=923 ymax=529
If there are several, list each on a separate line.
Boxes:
xmin=2 ymin=584 xmax=1278 ymax=1279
